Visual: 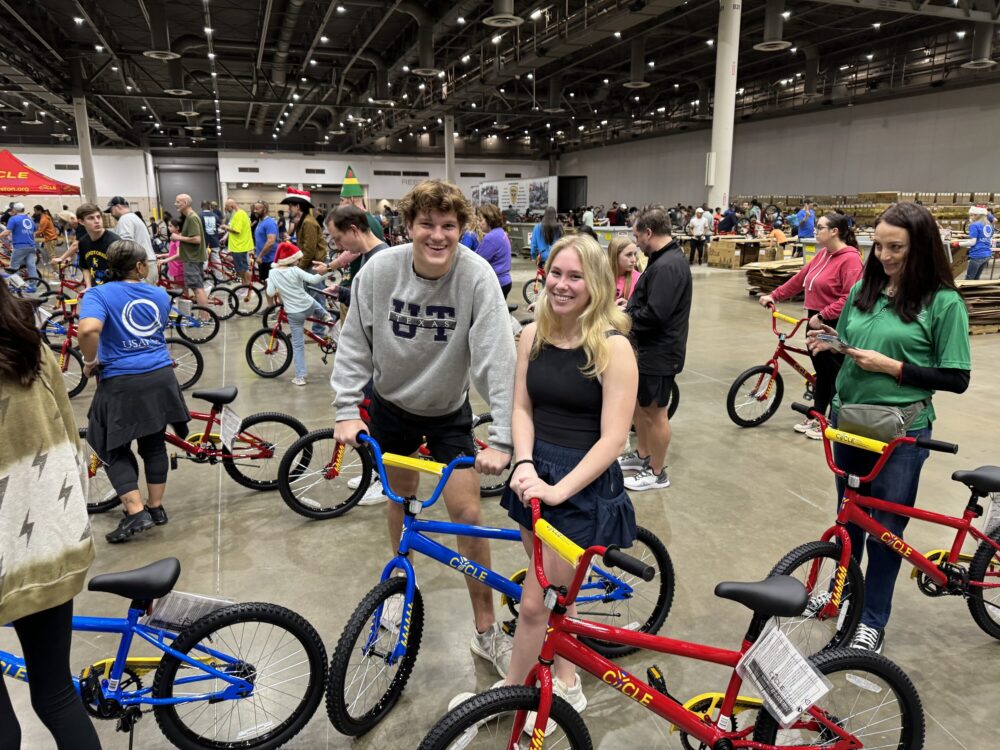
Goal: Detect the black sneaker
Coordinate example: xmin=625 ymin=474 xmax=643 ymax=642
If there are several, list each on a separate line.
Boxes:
xmin=146 ymin=505 xmax=168 ymax=526
xmin=106 ymin=509 xmax=154 ymax=543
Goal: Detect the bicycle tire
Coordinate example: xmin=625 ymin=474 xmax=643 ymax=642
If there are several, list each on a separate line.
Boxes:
xmin=152 ymin=601 xmax=327 ymax=750
xmin=78 ymin=428 xmax=121 ymax=514
xmin=417 ymin=686 xmax=592 ymax=750
xmin=165 ymin=337 xmax=204 ymax=391
xmin=967 ymin=527 xmax=1000 ymax=639
xmin=207 ymin=285 xmax=238 ymax=321
xmin=245 ymin=328 xmax=292 ymax=378
xmin=277 ymin=428 xmax=373 ymax=519
xmin=326 ymin=577 xmax=424 ymax=736
xmin=260 ymin=303 xmax=281 ymax=329
xmin=726 ymin=364 xmax=784 ymax=427
xmin=472 ymin=413 xmax=510 ymax=498
xmin=522 ymin=276 xmax=543 ymax=305
xmin=667 ymin=379 xmax=680 ymax=419
xmin=232 ymin=284 xmax=263 ymax=316
xmin=51 ymin=343 xmax=87 ymax=398
xmin=174 ymin=305 xmax=220 ymax=344
xmin=222 ymin=412 xmax=308 ymax=491
xmin=752 ymin=648 xmax=924 ymax=749
xmin=768 ymin=540 xmax=864 ymax=654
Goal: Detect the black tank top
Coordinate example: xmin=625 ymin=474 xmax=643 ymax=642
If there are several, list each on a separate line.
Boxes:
xmin=527 ymin=339 xmax=610 ymax=450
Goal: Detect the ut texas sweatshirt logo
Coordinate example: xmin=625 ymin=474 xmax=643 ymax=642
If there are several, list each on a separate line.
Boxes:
xmin=389 ymin=299 xmax=457 ymax=341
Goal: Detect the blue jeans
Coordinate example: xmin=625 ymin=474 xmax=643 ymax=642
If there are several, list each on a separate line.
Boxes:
xmin=966 ymin=256 xmax=991 ymax=280
xmin=307 ymin=289 xmax=328 ymax=335
xmin=9 ymin=245 xmax=38 ymax=282
xmin=287 ymin=309 xmax=309 ymax=379
xmin=832 ymin=413 xmax=931 ymax=630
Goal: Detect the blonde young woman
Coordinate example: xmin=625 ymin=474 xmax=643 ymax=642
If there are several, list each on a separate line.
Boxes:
xmin=450 ymin=234 xmax=639 ymax=720
xmin=607 ymin=235 xmax=641 ymax=305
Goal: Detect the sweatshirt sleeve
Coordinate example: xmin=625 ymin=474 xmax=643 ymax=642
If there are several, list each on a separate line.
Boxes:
xmin=330 ymin=262 xmax=375 ymax=421
xmin=819 ymin=252 xmax=863 ymax=321
xmin=468 ymin=275 xmax=516 ymax=454
xmin=529 ymin=225 xmax=539 ymax=260
xmin=771 ymin=260 xmax=811 ymax=303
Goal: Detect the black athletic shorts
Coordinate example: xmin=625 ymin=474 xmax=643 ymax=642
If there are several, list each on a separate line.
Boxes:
xmin=368 ymin=391 xmax=475 ymax=464
xmin=258 ymin=260 xmax=272 ymax=281
xmin=637 ymin=373 xmax=675 ymax=409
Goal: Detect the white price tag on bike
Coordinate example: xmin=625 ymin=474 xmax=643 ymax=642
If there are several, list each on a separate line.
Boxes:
xmin=220 ymin=406 xmax=242 ymax=451
xmin=736 ymin=622 xmax=831 ymax=729
xmin=986 ymin=493 xmax=1000 ymax=535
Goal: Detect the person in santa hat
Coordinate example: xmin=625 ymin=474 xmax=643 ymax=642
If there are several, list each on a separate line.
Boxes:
xmin=266 ymin=241 xmax=335 ymax=386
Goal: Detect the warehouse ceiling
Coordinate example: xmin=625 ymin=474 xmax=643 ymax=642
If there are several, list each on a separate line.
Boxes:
xmin=1 ymin=0 xmax=999 ymax=157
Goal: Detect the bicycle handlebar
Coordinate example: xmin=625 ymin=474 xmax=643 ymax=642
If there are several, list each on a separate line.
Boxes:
xmin=357 ymin=433 xmax=475 ymax=509
xmin=916 ymin=436 xmax=960 ymax=454
xmin=603 ymin=546 xmax=656 ymax=582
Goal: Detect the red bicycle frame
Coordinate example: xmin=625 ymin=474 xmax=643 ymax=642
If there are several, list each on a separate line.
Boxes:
xmin=515 ymin=503 xmax=858 ymax=750
xmin=165 ymin=407 xmax=274 ymax=462
xmin=802 ymin=411 xmax=1000 ymax=617
xmin=765 ymin=308 xmax=815 ymax=388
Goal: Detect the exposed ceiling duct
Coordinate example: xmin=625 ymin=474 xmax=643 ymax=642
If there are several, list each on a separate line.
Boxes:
xmin=483 ymin=0 xmax=524 ymax=28
xmin=694 ymin=81 xmax=711 ymax=118
xmin=143 ymin=0 xmax=180 ymax=61
xmin=175 ymin=99 xmax=199 ymax=117
xmin=542 ymin=74 xmax=564 ymax=113
xmin=359 ymin=52 xmax=395 ymax=105
xmin=411 ymin=22 xmax=441 ymax=77
xmin=273 ymin=0 xmax=306 ymax=88
xmin=962 ymin=22 xmax=997 ymax=69
xmin=754 ymin=0 xmax=792 ymax=52
xmin=623 ymin=38 xmax=651 ymax=89
xmin=163 ymin=58 xmax=192 ymax=97
xmin=800 ymin=43 xmax=820 ymax=99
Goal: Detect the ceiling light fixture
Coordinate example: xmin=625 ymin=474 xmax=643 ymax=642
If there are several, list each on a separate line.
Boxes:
xmin=956 ymin=30 xmax=966 ymax=39
xmin=207 ymin=52 xmax=215 ymax=59
xmin=866 ymin=53 xmax=874 ymax=60
xmin=790 ymin=46 xmax=797 ymax=53
xmin=310 ymin=59 xmax=317 ymax=65
xmin=491 ymin=34 xmax=502 ymax=44
xmin=73 ymin=16 xmax=84 ymax=24
xmin=527 ymin=73 xmax=533 ymax=79
xmin=402 ymin=65 xmax=410 ymax=72
xmin=204 ymin=26 xmax=213 ymax=34
xmin=457 ymin=16 xmax=466 ymax=24
xmin=111 ymin=65 xmax=119 ymax=71
xmin=336 ymin=4 xmax=346 ymax=12
xmin=781 ymin=10 xmax=791 ymax=19
xmin=872 ymin=22 xmax=881 ymax=29
xmin=321 ymin=35 xmax=329 ymax=42
xmin=706 ymin=39 xmax=714 ymax=46
xmin=462 ymin=55 xmax=470 ymax=63
xmin=95 ymin=45 xmax=104 ymax=52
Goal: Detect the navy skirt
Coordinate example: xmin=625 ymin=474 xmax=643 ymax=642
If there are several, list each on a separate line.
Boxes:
xmin=501 ymin=438 xmax=636 ymax=549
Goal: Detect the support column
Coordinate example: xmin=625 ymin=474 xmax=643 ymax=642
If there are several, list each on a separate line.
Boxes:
xmin=444 ymin=114 xmax=456 ymax=184
xmin=71 ymin=60 xmax=98 ymax=203
xmin=706 ymin=0 xmax=742 ymax=209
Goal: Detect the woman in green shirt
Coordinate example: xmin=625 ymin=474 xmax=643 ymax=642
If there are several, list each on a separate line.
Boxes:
xmin=808 ymin=201 xmax=971 ymax=654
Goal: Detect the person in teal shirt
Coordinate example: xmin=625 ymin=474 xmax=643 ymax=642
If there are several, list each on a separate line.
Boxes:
xmin=807 ymin=201 xmax=971 ymax=654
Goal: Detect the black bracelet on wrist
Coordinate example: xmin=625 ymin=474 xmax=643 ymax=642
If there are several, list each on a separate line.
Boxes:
xmin=511 ymin=459 xmax=535 ymax=472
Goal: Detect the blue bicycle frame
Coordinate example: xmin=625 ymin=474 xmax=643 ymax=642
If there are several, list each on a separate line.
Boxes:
xmin=1 ymin=608 xmax=253 ymax=708
xmin=357 ymin=434 xmax=636 ymax=664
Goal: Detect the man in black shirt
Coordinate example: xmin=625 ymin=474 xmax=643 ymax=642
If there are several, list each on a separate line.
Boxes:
xmin=75 ymin=203 xmax=120 ymax=287
xmin=620 ymin=206 xmax=692 ymax=491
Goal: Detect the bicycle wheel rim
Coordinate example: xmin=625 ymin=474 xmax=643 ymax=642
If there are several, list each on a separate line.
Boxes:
xmin=158 ymin=619 xmax=317 ymax=746
xmin=247 ymin=330 xmax=290 ymax=377
xmin=284 ymin=434 xmax=369 ymax=516
xmin=228 ymin=418 xmax=303 ymax=487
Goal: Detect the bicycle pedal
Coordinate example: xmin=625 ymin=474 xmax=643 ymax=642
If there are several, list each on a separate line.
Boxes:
xmin=501 ymin=618 xmax=517 ymax=637
xmin=170 ymin=454 xmax=178 ymax=470
xmin=646 ymin=665 xmax=668 ymax=694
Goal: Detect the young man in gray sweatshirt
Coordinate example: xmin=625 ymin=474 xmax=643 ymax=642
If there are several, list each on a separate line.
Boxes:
xmin=331 ymin=180 xmax=517 ymax=675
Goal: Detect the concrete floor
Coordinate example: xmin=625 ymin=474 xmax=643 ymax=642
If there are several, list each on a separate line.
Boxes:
xmin=5 ymin=255 xmax=999 ymax=749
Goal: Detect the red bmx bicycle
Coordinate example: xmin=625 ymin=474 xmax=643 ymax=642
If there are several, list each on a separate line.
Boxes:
xmin=770 ymin=403 xmax=1000 ymax=654
xmin=726 ymin=306 xmax=815 ymax=427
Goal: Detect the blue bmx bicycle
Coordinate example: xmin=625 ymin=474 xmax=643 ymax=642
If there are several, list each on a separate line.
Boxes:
xmin=0 ymin=557 xmax=326 ymax=750
xmin=325 ymin=434 xmax=674 ymax=736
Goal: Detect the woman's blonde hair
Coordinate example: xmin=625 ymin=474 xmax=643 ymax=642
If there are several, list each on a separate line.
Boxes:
xmin=532 ymin=234 xmax=631 ymax=378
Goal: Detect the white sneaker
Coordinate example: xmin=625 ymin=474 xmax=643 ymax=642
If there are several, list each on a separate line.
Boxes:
xmin=617 ymin=450 xmax=650 ymax=472
xmin=357 ymin=478 xmax=386 ymax=505
xmin=291 ymin=376 xmax=307 ymax=386
xmin=470 ymin=622 xmax=513 ymax=678
xmin=447 ymin=680 xmax=505 ymax=750
xmin=804 ymin=424 xmax=824 ymax=440
xmin=378 ymin=593 xmax=405 ymax=631
xmin=624 ymin=466 xmax=670 ymax=491
xmin=793 ymin=418 xmax=818 ymax=434
xmin=523 ymin=674 xmax=587 ymax=736
xmin=348 ymin=470 xmax=377 ymax=491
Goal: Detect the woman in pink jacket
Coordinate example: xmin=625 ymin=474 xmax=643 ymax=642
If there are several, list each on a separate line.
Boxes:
xmin=759 ymin=212 xmax=863 ymax=439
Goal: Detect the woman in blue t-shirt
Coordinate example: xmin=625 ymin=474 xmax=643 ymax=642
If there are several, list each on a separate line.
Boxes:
xmin=78 ymin=240 xmax=190 ymax=544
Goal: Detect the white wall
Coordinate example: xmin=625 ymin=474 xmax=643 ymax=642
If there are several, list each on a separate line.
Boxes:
xmin=561 ymin=84 xmax=1000 ymax=207
xmin=216 ymin=152 xmax=547 ymax=200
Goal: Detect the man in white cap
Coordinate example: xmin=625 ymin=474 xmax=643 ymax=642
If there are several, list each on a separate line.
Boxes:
xmin=0 ymin=203 xmax=39 ymax=292
xmin=106 ymin=197 xmax=157 ymax=284
xmin=686 ymin=206 xmax=711 ymax=265
xmin=963 ymin=205 xmax=994 ymax=280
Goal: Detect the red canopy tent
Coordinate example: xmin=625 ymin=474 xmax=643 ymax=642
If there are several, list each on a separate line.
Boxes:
xmin=0 ymin=149 xmax=80 ymax=195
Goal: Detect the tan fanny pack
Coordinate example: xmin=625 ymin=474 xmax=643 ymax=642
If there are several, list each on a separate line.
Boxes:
xmin=836 ymin=400 xmax=929 ymax=443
